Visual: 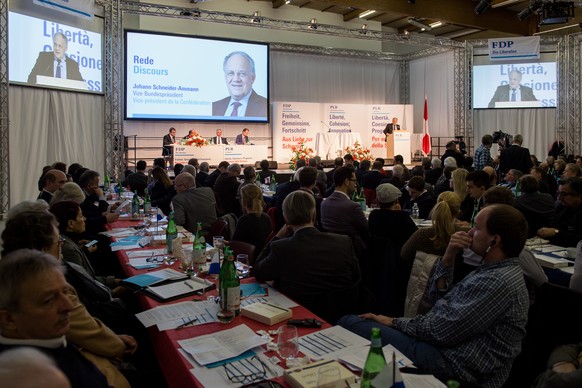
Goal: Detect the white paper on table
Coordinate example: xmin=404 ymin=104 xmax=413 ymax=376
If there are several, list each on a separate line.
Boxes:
xmin=110 ymin=243 xmax=142 ymax=251
xmin=126 ymin=249 xmax=167 ymax=259
xmin=178 ymin=324 xmax=269 ymax=366
xmin=298 ymin=325 xmax=369 ymax=360
xmin=185 ymin=349 xmax=282 ymax=387
xmin=241 ymin=294 xmax=298 ymax=310
xmin=337 ymin=344 xmax=414 ymax=371
xmin=136 ymin=300 xmax=218 ymax=328
xmin=147 ymin=277 xmax=215 ymax=301
xmin=100 ymin=228 xmax=137 ymax=238
xmin=128 ymin=257 xmax=161 ymax=269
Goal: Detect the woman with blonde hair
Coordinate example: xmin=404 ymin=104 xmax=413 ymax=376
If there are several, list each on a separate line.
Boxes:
xmin=232 ymin=184 xmax=273 ymax=260
xmin=401 ymin=191 xmax=465 ymax=263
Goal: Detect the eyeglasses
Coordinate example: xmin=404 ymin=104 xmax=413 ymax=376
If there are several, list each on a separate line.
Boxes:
xmin=53 ymin=236 xmax=65 ymax=246
xmin=223 ymin=356 xmax=267 ymax=384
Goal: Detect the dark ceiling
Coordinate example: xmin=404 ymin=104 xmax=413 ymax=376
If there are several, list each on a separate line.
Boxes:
xmin=254 ymin=0 xmax=582 ymax=40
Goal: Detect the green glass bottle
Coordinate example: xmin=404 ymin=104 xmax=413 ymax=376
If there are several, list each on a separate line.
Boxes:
xmin=166 ymin=212 xmax=178 ymax=254
xmin=131 ymin=190 xmax=140 ymax=217
xmin=103 ymin=173 xmax=110 ymax=191
xmin=217 ymin=247 xmax=240 ymax=323
xmin=143 ymin=188 xmax=151 ymax=214
xmin=446 ymin=380 xmax=460 ymax=388
xmin=270 ymin=173 xmax=277 ymax=192
xmin=360 ymin=327 xmax=386 ymax=388
xmin=515 ymin=179 xmax=521 ymax=197
xmin=255 ymin=172 xmax=261 ymax=187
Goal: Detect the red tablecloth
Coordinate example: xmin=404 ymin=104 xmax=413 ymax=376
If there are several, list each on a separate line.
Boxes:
xmin=110 ymin=220 xmax=330 ymax=388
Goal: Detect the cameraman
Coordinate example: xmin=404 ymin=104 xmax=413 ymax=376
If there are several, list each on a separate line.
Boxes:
xmin=499 ymin=134 xmax=533 ymax=175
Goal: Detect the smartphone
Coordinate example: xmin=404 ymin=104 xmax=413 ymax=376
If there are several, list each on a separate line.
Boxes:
xmin=85 ymin=240 xmax=98 ymax=248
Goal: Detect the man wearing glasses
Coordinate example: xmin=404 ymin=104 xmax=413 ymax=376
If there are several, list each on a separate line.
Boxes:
xmin=537 ymin=177 xmax=582 ymax=247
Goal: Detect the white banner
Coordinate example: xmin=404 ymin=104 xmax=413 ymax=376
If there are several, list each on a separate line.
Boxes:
xmin=34 ymin=0 xmax=94 ymax=19
xmin=272 ymin=102 xmax=414 ymax=163
xmin=488 ymin=36 xmax=540 ymax=61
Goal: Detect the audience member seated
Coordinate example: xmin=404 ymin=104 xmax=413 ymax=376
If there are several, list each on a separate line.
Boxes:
xmin=451 ymin=168 xmax=470 ymax=217
xmin=570 ymin=240 xmax=582 ymax=292
xmin=0 ymin=250 xmax=115 ymax=388
xmin=538 ymin=177 xmax=582 ymax=247
xmin=321 ymin=166 xmax=368 ymax=241
xmin=237 ymin=166 xmax=256 ymax=200
xmin=531 ymin=166 xmax=557 ymax=197
xmin=482 ymin=165 xmax=498 ymax=186
xmin=458 ymin=170 xmax=490 ymax=226
xmin=214 ymin=163 xmax=242 ymax=217
xmin=514 ymin=174 xmax=555 ymax=238
xmin=380 ymin=164 xmax=406 ymax=189
xmin=50 ymin=182 xmax=86 ymax=205
xmin=425 ymin=157 xmax=443 ymax=186
xmin=205 ymin=161 xmax=229 ymax=188
xmin=297 ymin=167 xmax=324 ymax=230
xmin=440 ymin=140 xmax=466 ymax=169
xmin=181 ymin=164 xmax=196 ymax=179
xmin=121 ymin=160 xmax=147 ymax=196
xmin=78 ymin=170 xmax=119 ymax=236
xmin=272 ymin=172 xmax=301 ymax=230
xmin=326 ymin=157 xmax=344 ymax=185
xmin=38 ymin=169 xmax=68 ymax=203
xmin=311 ymin=156 xmax=327 ymax=188
xmin=339 ymin=204 xmax=530 ymax=388
xmin=562 ymin=163 xmax=582 ymax=180
xmin=532 ymin=342 xmax=582 ymax=387
xmin=172 ymin=172 xmax=217 ymax=237
xmin=361 ymin=160 xmax=385 ymax=191
xmin=401 ymin=176 xmax=435 ymax=220
xmin=1 ymin=213 xmax=135 ymax=387
xmin=255 ymin=191 xmax=361 ymax=324
xmin=499 ymin=168 xmax=523 ymax=193
xmin=232 ymin=184 xmax=272 ymax=261
xmin=355 ymin=159 xmax=371 ymax=187
xmin=149 ymin=166 xmax=176 ymax=216
xmin=196 ymin=162 xmax=210 ymax=188
xmin=67 ymin=163 xmax=83 ymax=183
xmin=366 ymin=183 xmax=417 ymax=316
xmin=0 ymin=347 xmax=71 ymax=388
xmin=173 ymin=163 xmax=184 ymax=178
xmin=434 ymin=166 xmax=456 ymax=196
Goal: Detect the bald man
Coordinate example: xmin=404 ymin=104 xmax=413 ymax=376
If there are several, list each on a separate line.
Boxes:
xmin=38 ymin=169 xmax=68 ymax=203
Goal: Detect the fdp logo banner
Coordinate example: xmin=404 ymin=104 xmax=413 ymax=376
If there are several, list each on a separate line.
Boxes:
xmin=489 ymin=36 xmax=540 ymax=61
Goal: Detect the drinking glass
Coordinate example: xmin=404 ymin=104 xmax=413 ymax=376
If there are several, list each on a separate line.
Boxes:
xmin=180 ymin=252 xmax=193 ymax=273
xmin=213 ymin=236 xmax=225 ymax=258
xmin=236 ymin=254 xmax=250 ymax=278
xmin=317 ymin=365 xmax=341 ymax=388
xmin=277 ymin=325 xmax=299 ymax=366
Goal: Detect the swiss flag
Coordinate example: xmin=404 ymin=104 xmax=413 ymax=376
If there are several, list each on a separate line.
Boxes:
xmin=422 ymin=96 xmax=431 ymax=156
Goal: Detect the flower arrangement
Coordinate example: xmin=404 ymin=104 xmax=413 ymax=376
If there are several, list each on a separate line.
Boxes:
xmin=344 ymin=141 xmax=374 ymax=162
xmin=183 ymin=131 xmax=209 ymax=148
xmin=288 ymin=141 xmax=314 ymax=170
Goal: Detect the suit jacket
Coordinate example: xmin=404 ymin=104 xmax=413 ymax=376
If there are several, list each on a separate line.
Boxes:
xmin=210 ymin=136 xmax=229 ymax=145
xmin=171 ymin=187 xmax=217 ymax=234
xmin=213 ymin=173 xmax=242 ymax=216
xmin=488 ymin=84 xmax=537 ymax=108
xmin=254 ymin=227 xmax=360 ymax=308
xmin=383 ymin=123 xmax=400 ymax=135
xmin=121 ymin=171 xmax=147 ymax=196
xmin=499 ymin=144 xmax=533 ymax=175
xmin=27 ymin=52 xmax=83 ymax=84
xmin=162 ymin=134 xmax=175 ymax=156
xmin=37 ymin=189 xmax=53 ymax=203
xmin=320 ymin=191 xmax=368 ymax=240
xmin=235 ymin=134 xmax=250 ymax=145
xmin=212 ymin=90 xmax=268 ymax=117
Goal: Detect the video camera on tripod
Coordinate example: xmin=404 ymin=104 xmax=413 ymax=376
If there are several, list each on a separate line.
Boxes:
xmin=492 ymin=131 xmax=513 ymax=150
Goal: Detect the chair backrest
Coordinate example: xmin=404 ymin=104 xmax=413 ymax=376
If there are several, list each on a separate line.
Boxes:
xmin=363 ymin=188 xmax=376 ymax=207
xmin=266 ymin=207 xmax=276 ymax=230
xmin=227 ymin=240 xmax=256 ymax=264
xmin=206 ymin=219 xmax=228 ymax=244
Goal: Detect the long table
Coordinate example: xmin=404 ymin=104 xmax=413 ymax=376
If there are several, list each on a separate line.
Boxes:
xmin=172 ymin=144 xmax=269 ymax=166
xmin=111 ymin=219 xmax=329 ymax=388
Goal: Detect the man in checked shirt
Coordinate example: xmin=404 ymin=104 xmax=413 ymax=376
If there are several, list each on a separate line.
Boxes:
xmin=339 ymin=204 xmax=529 ymax=388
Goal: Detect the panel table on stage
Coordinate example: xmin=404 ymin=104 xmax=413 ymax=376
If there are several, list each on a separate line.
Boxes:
xmin=172 ymin=144 xmax=268 ymax=166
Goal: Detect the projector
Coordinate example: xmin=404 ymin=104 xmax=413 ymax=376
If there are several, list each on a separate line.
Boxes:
xmin=539 ymin=1 xmax=575 ymax=25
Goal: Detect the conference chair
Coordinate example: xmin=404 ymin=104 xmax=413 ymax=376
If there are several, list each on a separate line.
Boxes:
xmin=207 ymin=219 xmax=228 ymax=245
xmin=226 ymin=240 xmax=256 ymax=266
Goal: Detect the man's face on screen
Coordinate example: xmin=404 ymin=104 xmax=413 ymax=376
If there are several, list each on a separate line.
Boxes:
xmin=224 ymin=54 xmax=255 ymax=101
xmin=53 ymin=35 xmax=68 ymax=60
xmin=508 ymin=71 xmax=521 ymax=89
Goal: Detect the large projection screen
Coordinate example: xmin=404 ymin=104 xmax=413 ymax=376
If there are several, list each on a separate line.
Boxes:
xmin=125 ymin=30 xmax=270 ymax=122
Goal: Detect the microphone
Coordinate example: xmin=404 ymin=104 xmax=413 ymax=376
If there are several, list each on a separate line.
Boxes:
xmin=321 ymin=121 xmax=332 ymax=133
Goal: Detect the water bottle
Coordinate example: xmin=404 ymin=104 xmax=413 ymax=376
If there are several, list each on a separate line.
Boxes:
xmin=166 ymin=212 xmax=178 ymax=254
xmin=360 ymin=327 xmax=386 ymax=387
xmin=411 ymin=203 xmax=420 ymax=219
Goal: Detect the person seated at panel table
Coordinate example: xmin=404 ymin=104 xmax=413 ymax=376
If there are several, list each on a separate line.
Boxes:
xmin=235 ymin=128 xmax=251 ymax=145
xmin=488 ymin=69 xmax=538 ymax=108
xmin=232 ymin=184 xmax=273 ymax=262
xmin=212 ymin=51 xmax=268 ymax=118
xmin=211 ymin=128 xmax=229 ymax=145
xmin=339 ymin=204 xmax=530 ymax=388
xmin=538 ymin=177 xmax=582 ymax=247
xmin=182 ymin=129 xmax=196 ymax=139
xmin=254 ymin=191 xmax=361 ymax=324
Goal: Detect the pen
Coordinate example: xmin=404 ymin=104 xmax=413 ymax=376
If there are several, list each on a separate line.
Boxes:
xmin=184 ymin=281 xmax=194 ymax=289
xmin=176 ymin=317 xmax=198 ymax=329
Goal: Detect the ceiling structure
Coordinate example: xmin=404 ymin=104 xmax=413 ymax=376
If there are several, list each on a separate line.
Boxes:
xmin=253 ymin=0 xmax=582 ymax=40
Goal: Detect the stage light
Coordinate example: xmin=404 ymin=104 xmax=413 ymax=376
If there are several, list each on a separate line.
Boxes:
xmin=517 ymin=0 xmax=544 ymax=21
xmin=359 ymin=10 xmax=376 ymax=18
xmin=308 ymin=18 xmax=318 ymax=30
xmin=539 ymin=2 xmax=575 ymax=25
xmin=251 ymin=11 xmax=261 ymax=23
xmin=474 ymin=0 xmax=492 ymax=15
